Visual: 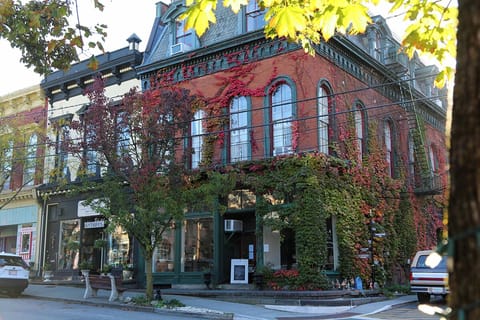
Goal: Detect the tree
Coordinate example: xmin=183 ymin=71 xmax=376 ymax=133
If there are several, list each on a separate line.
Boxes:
xmin=449 ymin=0 xmax=480 ymax=318
xmin=0 ymin=111 xmax=44 ymax=210
xmin=60 ymin=76 xmax=199 ymax=299
xmin=0 ymin=0 xmax=106 ymax=74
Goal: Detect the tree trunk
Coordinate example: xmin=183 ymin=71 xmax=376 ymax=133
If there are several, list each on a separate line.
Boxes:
xmin=449 ymin=0 xmax=480 ymax=318
xmin=145 ymin=253 xmax=153 ymax=300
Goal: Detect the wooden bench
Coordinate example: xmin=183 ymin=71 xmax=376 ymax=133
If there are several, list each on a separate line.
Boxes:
xmin=83 ymin=274 xmax=127 ymax=302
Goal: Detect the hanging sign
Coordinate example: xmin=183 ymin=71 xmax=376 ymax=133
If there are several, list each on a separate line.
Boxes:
xmin=84 ymin=220 xmax=105 ymax=229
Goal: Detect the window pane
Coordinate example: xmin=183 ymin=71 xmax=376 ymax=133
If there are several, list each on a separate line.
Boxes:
xmin=191 ymin=110 xmax=203 ymax=168
xmin=318 ymin=86 xmax=329 ymax=154
xmin=272 ymin=84 xmax=293 ymax=155
xmin=246 ymin=0 xmax=265 ymax=32
xmin=153 ymin=227 xmax=175 ymax=272
xmin=182 ymin=217 xmax=213 ymax=272
xmin=230 ymin=97 xmax=249 ymax=162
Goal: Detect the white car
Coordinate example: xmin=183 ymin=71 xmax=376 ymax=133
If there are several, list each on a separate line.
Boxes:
xmin=0 ymin=252 xmax=29 ymax=297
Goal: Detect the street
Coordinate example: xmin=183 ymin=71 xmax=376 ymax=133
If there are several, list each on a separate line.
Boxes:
xmin=349 ymin=297 xmax=447 ymax=320
xmin=0 ymin=296 xmax=202 ymax=320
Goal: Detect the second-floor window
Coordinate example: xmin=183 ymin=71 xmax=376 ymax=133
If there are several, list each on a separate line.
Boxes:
xmin=354 ymin=103 xmax=366 ymax=162
xmin=317 ymin=84 xmax=332 ymax=154
xmin=245 ymin=0 xmax=265 ymax=32
xmin=384 ymin=120 xmax=394 ymax=177
xmin=116 ymin=111 xmax=131 ymax=158
xmin=1 ymin=140 xmax=13 ymax=191
xmin=53 ymin=125 xmax=70 ymax=181
xmin=23 ymin=134 xmax=37 ymax=186
xmin=408 ymin=134 xmax=415 ymax=181
xmin=230 ymin=96 xmax=249 ymax=162
xmin=85 ymin=123 xmax=99 ymax=176
xmin=191 ymin=110 xmax=204 ymax=169
xmin=270 ymin=82 xmax=294 ymax=156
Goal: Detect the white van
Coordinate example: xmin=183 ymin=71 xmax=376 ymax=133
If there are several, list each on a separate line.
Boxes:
xmin=0 ymin=252 xmax=29 ymax=297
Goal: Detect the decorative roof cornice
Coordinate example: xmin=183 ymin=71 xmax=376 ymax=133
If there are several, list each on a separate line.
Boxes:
xmin=41 ymin=47 xmax=143 ymax=103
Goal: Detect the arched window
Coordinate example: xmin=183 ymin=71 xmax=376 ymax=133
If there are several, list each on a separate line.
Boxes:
xmin=191 ymin=110 xmax=204 ymax=169
xmin=270 ymin=82 xmax=294 ymax=156
xmin=384 ymin=120 xmax=394 ymax=177
xmin=229 ymin=96 xmax=250 ymax=162
xmin=317 ymin=82 xmax=333 ymax=154
xmin=354 ymin=102 xmax=366 ymax=161
xmin=23 ymin=134 xmax=38 ymax=186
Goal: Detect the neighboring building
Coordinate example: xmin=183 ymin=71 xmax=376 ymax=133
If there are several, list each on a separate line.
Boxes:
xmin=38 ymin=36 xmax=143 ymax=280
xmin=0 ymin=85 xmax=47 ymax=271
xmin=132 ymin=1 xmax=447 ymax=288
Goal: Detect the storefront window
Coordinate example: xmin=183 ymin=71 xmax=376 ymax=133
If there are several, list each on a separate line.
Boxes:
xmin=58 ymin=219 xmax=80 ymax=270
xmin=107 ymin=226 xmax=131 ymax=267
xmin=153 ymin=227 xmax=175 ymax=272
xmin=181 ymin=217 xmax=213 ymax=272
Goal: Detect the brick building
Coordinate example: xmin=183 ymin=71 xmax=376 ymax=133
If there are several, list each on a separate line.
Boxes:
xmin=132 ymin=2 xmax=447 ymax=288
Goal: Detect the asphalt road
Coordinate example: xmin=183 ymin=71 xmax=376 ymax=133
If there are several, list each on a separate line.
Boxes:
xmin=358 ymin=296 xmax=447 ymax=320
xmin=0 ymin=295 xmax=200 ymax=320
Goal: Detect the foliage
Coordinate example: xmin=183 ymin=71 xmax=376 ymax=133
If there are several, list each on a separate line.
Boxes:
xmin=154 ymin=298 xmax=185 ymax=309
xmin=78 ymin=260 xmax=93 ymax=270
xmin=0 ymin=0 xmax=106 ymax=74
xmin=58 ymin=76 xmax=200 ymax=300
xmin=130 ymin=295 xmax=185 ymax=308
xmin=182 ymin=0 xmax=457 ymax=85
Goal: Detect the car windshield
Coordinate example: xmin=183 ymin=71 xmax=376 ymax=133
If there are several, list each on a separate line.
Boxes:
xmin=0 ymin=256 xmax=28 ymax=268
xmin=416 ymin=254 xmax=447 ymax=268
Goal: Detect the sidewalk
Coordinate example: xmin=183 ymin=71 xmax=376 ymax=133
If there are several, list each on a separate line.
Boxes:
xmin=22 ymin=283 xmax=417 ymax=320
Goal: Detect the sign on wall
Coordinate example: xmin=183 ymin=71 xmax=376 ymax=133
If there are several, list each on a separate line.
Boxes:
xmin=230 ymin=259 xmax=249 ymax=284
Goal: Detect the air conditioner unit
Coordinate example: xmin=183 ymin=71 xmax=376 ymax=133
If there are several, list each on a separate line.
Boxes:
xmin=170 ymin=43 xmax=191 ymax=55
xmin=273 ymin=146 xmax=292 ymax=156
xmin=224 ymin=219 xmax=243 ymax=232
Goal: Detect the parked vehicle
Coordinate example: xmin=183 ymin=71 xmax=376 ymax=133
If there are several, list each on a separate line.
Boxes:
xmin=410 ymin=250 xmax=449 ymax=303
xmin=0 ymin=252 xmax=29 ymax=297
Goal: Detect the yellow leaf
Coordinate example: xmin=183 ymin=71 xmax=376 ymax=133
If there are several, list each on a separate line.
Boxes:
xmin=88 ymin=56 xmax=99 ymax=70
xmin=341 ymin=4 xmax=371 ymax=34
xmin=183 ymin=3 xmax=217 ymax=37
xmin=314 ymin=8 xmax=339 ymax=41
xmin=223 ymin=0 xmax=248 ymax=14
xmin=268 ymin=6 xmax=306 ymax=39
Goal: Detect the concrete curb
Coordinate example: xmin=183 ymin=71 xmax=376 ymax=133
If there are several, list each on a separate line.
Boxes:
xmin=23 ymin=293 xmax=234 ymax=320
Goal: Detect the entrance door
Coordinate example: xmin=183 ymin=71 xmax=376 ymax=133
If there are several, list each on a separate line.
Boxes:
xmin=223 ymin=212 xmax=256 ymax=283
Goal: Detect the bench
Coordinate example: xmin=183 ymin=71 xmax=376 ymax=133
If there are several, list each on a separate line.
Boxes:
xmin=83 ymin=273 xmax=127 ymax=302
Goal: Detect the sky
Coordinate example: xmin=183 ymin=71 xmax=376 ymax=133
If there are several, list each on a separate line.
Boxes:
xmin=0 ymin=1 xmax=412 ymax=97
xmin=0 ymin=0 xmax=159 ymax=96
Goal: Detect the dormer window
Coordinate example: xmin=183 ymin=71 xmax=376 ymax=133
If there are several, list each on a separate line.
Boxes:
xmin=245 ymin=0 xmax=265 ymax=32
xmin=171 ymin=19 xmax=194 ymax=55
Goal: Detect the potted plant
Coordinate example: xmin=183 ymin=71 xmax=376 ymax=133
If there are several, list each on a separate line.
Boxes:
xmin=122 ymin=263 xmax=134 ymax=280
xmin=253 ymin=265 xmax=272 ymax=290
xmin=93 ymin=239 xmax=108 ymax=249
xmin=102 ymin=264 xmax=113 ymax=275
xmin=79 ymin=261 xmax=93 ymax=276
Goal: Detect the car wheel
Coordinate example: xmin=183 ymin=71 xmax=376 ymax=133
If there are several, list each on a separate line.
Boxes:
xmin=417 ymin=292 xmax=430 ymax=303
